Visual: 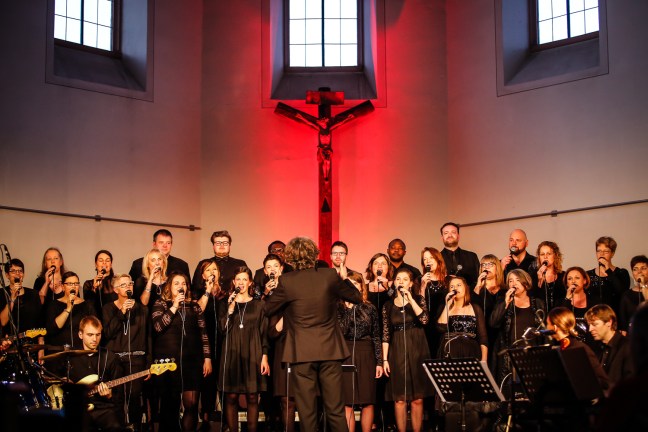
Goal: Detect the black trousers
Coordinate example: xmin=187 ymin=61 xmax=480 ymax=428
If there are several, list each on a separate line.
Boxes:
xmin=291 ymin=360 xmax=347 ymax=432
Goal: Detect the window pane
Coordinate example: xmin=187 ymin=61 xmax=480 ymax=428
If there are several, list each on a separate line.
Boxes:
xmin=305 ymin=0 xmax=322 ymax=19
xmin=324 ymin=44 xmax=340 ymax=66
xmin=569 ymin=0 xmax=584 ymax=12
xmin=55 ymin=0 xmax=67 ymax=16
xmin=324 ymin=19 xmax=340 ymax=43
xmin=97 ymin=0 xmax=112 ymax=27
xmin=84 ymin=22 xmax=97 ymax=46
xmin=570 ymin=11 xmax=585 ymax=37
xmin=290 ymin=0 xmax=306 ymax=19
xmin=340 ymin=19 xmax=357 ymax=43
xmin=290 ymin=45 xmax=306 ymax=67
xmin=85 ymin=0 xmax=98 ymax=23
xmin=551 ymin=0 xmax=567 ymax=17
xmin=324 ymin=0 xmax=340 ymax=18
xmin=97 ymin=26 xmax=112 ymax=50
xmin=305 ymin=44 xmax=322 ymax=66
xmin=553 ymin=15 xmax=568 ymax=40
xmin=340 ymin=44 xmax=357 ymax=66
xmin=584 ymin=0 xmax=598 ymax=8
xmin=305 ymin=18 xmax=322 ymax=44
xmin=340 ymin=0 xmax=357 ymax=18
xmin=66 ymin=18 xmax=81 ymax=43
xmin=54 ymin=15 xmax=67 ymax=39
xmin=67 ymin=0 xmax=82 ymax=20
xmin=585 ymin=8 xmax=599 ymax=32
xmin=538 ymin=20 xmax=553 ymax=44
xmin=537 ymin=0 xmax=552 ymax=21
xmin=290 ymin=19 xmax=306 ymax=44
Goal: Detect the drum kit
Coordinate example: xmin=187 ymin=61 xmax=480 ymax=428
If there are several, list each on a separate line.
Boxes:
xmin=0 ymin=330 xmax=94 ymax=413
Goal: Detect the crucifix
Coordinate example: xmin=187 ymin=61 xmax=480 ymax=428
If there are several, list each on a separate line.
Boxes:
xmin=275 ymin=87 xmax=374 ymax=264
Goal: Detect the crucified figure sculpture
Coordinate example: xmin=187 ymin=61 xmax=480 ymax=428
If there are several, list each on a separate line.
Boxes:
xmin=275 ymin=87 xmax=374 ymax=264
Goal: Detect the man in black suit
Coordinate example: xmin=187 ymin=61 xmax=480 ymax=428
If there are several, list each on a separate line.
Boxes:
xmin=129 ymin=229 xmax=191 ymax=282
xmin=440 ymin=222 xmax=481 ymax=288
xmin=264 ymin=236 xmax=360 ymax=432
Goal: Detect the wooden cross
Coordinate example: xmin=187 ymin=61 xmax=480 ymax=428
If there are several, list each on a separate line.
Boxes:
xmin=275 ymin=88 xmax=374 ymax=264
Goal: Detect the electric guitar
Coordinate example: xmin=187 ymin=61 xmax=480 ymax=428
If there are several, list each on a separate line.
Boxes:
xmin=2 ymin=328 xmax=47 ymax=341
xmin=47 ymin=361 xmax=176 ymax=410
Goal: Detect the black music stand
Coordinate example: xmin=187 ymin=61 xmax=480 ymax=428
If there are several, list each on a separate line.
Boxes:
xmin=423 ymin=358 xmax=504 ymax=432
xmin=508 ymin=345 xmax=604 ymax=430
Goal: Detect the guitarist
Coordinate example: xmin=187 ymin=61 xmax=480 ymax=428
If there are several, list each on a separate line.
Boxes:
xmin=68 ymin=315 xmax=126 ymax=431
xmin=102 ymin=273 xmax=151 ymax=431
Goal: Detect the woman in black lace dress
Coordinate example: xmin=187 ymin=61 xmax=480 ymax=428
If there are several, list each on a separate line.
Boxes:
xmin=338 ymin=271 xmax=383 ymax=432
xmin=382 ymin=267 xmax=433 ymax=432
xmin=436 ymin=275 xmax=488 ymax=361
xmin=218 ymin=266 xmax=269 ymax=432
xmin=418 ymin=247 xmax=448 ymax=355
xmin=152 ymin=272 xmax=211 ymax=432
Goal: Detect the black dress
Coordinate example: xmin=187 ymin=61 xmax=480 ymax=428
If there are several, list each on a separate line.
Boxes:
xmin=152 ymin=300 xmax=210 ymax=391
xmin=83 ymin=277 xmax=117 ymax=322
xmin=45 ymin=299 xmax=97 ymax=348
xmin=368 ymin=288 xmax=393 ymax=316
xmin=338 ymin=301 xmax=383 ymax=405
xmin=530 ymin=271 xmax=566 ymax=311
xmin=421 ymin=281 xmax=448 ymax=357
xmin=0 ymin=287 xmax=43 ymax=337
xmin=587 ymin=267 xmax=631 ymax=315
xmin=134 ymin=277 xmax=166 ymax=311
xmin=436 ymin=306 xmax=488 ymax=360
xmin=217 ymin=298 xmax=268 ymax=393
xmin=382 ymin=295 xmax=434 ymax=401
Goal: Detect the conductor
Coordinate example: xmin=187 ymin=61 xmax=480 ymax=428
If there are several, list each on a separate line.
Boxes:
xmin=264 ymin=236 xmax=361 ymax=431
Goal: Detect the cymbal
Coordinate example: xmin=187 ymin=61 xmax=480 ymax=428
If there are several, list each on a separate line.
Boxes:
xmin=6 ymin=344 xmax=63 ymax=354
xmin=42 ymin=350 xmax=96 ymax=361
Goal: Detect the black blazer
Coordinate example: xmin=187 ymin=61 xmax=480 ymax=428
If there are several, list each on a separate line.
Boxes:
xmin=264 ymin=267 xmax=361 ymax=363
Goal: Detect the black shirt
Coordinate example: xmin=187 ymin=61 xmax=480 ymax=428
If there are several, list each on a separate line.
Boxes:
xmin=441 ymin=247 xmax=481 ymax=288
xmin=129 ymin=255 xmax=191 ymax=283
xmin=0 ymin=287 xmax=43 ymax=337
xmin=193 ymin=255 xmax=248 ymax=293
xmin=503 ymin=252 xmax=537 ymax=277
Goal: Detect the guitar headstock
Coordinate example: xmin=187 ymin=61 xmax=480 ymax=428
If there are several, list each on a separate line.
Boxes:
xmin=150 ymin=359 xmax=177 ymax=375
xmin=25 ymin=328 xmax=47 ymax=338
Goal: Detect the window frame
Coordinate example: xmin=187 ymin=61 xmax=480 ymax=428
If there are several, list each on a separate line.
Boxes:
xmin=529 ymin=0 xmax=599 ymax=52
xmin=283 ymin=0 xmax=364 ymax=72
xmin=53 ymin=0 xmax=122 ymax=57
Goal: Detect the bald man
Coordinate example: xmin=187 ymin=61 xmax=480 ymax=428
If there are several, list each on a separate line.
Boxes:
xmin=500 ymin=229 xmax=536 ymax=277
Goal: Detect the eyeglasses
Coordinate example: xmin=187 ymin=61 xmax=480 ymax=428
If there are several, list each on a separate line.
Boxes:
xmin=8 ymin=269 xmax=24 ymax=274
xmin=115 ymin=282 xmax=135 ymax=289
xmin=213 ymin=241 xmax=230 ymax=246
xmin=64 ymin=282 xmax=81 ymax=287
xmin=331 ymin=252 xmax=347 ymax=256
xmin=481 ymin=262 xmax=495 ymax=268
xmin=596 ymin=249 xmax=612 ymax=254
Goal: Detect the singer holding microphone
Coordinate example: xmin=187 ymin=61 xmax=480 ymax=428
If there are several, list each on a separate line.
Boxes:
xmin=587 ymin=236 xmax=631 ymax=315
xmin=83 ymin=250 xmax=116 ymax=322
xmin=218 ymin=266 xmax=269 ymax=432
xmin=136 ymin=248 xmax=168 ymax=307
xmin=437 ymin=275 xmax=488 ymax=361
xmin=45 ymin=271 xmax=96 ymax=348
xmin=557 ymin=266 xmax=601 ymax=342
xmin=152 ymin=272 xmax=211 ymax=432
xmin=382 ymin=267 xmax=432 ymax=432
xmin=530 ymin=241 xmax=566 ymax=311
xmin=34 ymin=247 xmax=66 ymax=306
xmin=489 ymin=269 xmax=545 ymax=385
xmin=102 ymin=273 xmax=150 ymax=431
xmin=619 ymin=255 xmax=648 ymax=332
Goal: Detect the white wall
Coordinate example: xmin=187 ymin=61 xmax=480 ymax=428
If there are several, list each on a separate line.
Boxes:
xmin=445 ymin=0 xmax=648 ymax=271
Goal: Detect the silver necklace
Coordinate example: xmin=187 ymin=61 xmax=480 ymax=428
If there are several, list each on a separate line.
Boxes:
xmin=236 ymin=301 xmax=249 ymax=329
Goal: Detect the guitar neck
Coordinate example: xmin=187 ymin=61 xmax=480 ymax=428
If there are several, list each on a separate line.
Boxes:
xmin=88 ymin=369 xmax=150 ymax=396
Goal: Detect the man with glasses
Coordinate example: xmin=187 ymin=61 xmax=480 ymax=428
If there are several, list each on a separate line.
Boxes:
xmin=129 ymin=229 xmax=191 ymax=282
xmin=330 ymin=241 xmax=355 ymax=275
xmin=193 ymin=230 xmax=248 ymax=293
xmin=102 ymin=273 xmax=151 ymax=431
xmin=0 ymin=259 xmax=43 ymax=346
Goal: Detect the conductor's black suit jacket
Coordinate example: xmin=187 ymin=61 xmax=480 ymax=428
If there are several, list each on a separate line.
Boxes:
xmin=263 ymin=267 xmax=361 ymax=363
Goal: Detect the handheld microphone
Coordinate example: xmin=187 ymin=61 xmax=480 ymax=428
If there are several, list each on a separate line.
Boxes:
xmin=398 ymin=285 xmax=404 ymax=294
xmin=126 ymin=290 xmax=133 ymax=299
xmin=456 ymin=265 xmax=463 ymax=275
xmin=100 ymin=268 xmax=107 ymax=277
xmin=70 ymin=289 xmax=77 ymax=296
xmin=49 ymin=265 xmax=56 ymax=275
xmin=598 ymin=260 xmax=605 ymax=267
xmin=508 ymin=287 xmax=517 ymax=301
xmin=13 ymin=277 xmax=20 ymax=284
xmin=424 ymin=265 xmax=431 ymax=274
xmin=270 ymin=273 xmax=276 ymax=281
xmin=447 ymin=289 xmax=458 ymax=301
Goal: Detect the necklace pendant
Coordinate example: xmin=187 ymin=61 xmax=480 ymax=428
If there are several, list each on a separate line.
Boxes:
xmin=239 ymin=324 xmax=244 ymax=329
